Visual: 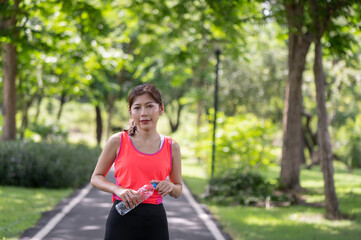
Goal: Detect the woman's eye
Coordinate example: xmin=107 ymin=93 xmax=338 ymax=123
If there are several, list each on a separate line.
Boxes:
xmin=147 ymin=105 xmax=153 ymax=108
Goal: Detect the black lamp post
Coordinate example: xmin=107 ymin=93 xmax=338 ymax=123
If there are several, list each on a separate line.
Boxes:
xmin=211 ymin=48 xmax=221 ymax=179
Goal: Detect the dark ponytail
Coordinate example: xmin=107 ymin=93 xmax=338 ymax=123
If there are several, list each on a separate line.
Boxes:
xmin=126 ymin=83 xmax=163 ymax=136
xmin=128 ymin=119 xmax=137 ymax=136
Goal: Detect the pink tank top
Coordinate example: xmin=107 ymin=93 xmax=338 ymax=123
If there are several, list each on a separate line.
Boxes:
xmin=112 ymin=131 xmax=172 ymax=204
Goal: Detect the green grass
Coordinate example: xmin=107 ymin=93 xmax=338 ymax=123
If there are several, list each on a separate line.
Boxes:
xmin=182 ymin=159 xmax=361 ymax=240
xmin=0 ymin=186 xmax=72 ymax=240
xmin=182 ymin=159 xmax=208 ymax=196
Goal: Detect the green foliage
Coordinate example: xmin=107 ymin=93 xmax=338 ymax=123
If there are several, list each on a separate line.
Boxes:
xmin=219 ymin=21 xmax=287 ymax=121
xmin=195 ymin=113 xmax=279 ymax=176
xmin=0 ymin=141 xmax=101 ymax=188
xmin=205 ymin=169 xmax=275 ymax=206
xmin=28 ymin=123 xmax=68 ymax=142
xmin=334 ymin=114 xmax=361 ymax=171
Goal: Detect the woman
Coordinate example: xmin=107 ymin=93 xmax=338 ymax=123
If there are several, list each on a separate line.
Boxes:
xmin=90 ymin=83 xmax=182 ymax=240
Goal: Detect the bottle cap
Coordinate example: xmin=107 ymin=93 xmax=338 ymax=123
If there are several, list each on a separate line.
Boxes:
xmin=152 ymin=182 xmax=157 ymax=188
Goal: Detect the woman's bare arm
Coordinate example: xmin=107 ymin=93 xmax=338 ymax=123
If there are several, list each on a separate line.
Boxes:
xmin=90 ymin=134 xmax=120 ymax=194
xmin=168 ymin=140 xmax=182 ymax=198
xmin=152 ymin=139 xmax=182 ymax=198
xmin=90 ymin=133 xmax=140 ymax=208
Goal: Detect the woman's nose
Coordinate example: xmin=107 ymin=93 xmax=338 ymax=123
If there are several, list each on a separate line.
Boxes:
xmin=141 ymin=107 xmax=147 ymax=115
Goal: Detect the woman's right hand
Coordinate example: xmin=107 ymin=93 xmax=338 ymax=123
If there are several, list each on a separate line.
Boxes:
xmin=114 ymin=187 xmax=141 ymax=209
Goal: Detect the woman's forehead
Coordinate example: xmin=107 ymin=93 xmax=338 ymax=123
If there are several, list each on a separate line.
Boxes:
xmin=132 ymin=94 xmax=156 ymax=105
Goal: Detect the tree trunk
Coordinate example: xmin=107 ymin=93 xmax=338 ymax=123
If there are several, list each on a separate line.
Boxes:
xmin=2 ymin=42 xmax=17 ymax=140
xmin=20 ymin=96 xmax=34 ymax=140
xmin=106 ymin=95 xmax=116 ymax=139
xmin=196 ymin=99 xmax=203 ymax=128
xmin=300 ymin=129 xmax=306 ymax=165
xmin=57 ymin=93 xmax=66 ymax=121
xmin=280 ymin=1 xmax=314 ymax=191
xmin=33 ymin=96 xmax=43 ymax=124
xmin=1 ymin=0 xmax=19 ymax=141
xmin=280 ymin=33 xmax=311 ymax=191
xmin=314 ymin=40 xmax=340 ymax=219
xmin=95 ymin=105 xmax=102 ymax=146
xmin=168 ymin=99 xmax=183 ymax=133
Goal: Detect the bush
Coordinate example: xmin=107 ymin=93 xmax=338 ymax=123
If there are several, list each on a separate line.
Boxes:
xmin=194 ymin=112 xmax=280 ymax=176
xmin=0 ymin=140 xmax=101 ymax=188
xmin=205 ymin=169 xmax=275 ymax=206
xmin=29 ymin=123 xmax=68 ymax=142
xmin=334 ymin=114 xmax=361 ymax=171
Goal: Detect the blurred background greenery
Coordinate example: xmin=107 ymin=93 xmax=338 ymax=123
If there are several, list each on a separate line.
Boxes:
xmin=1 ymin=0 xmax=361 ymax=239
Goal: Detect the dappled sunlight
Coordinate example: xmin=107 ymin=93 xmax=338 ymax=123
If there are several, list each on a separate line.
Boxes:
xmin=341 ymin=187 xmax=361 ymax=194
xmin=168 ymin=216 xmax=203 ymax=228
xmin=300 ymin=167 xmax=324 ymax=189
xmin=301 ymin=179 xmax=324 ymax=189
xmin=288 ymin=212 xmax=352 ymax=227
xmin=33 ymin=193 xmax=46 ymax=200
xmin=288 ymin=212 xmax=324 ymax=223
xmin=182 ymin=158 xmax=361 ymax=240
xmin=304 ymin=194 xmax=324 ymax=203
xmin=80 ymin=225 xmax=102 ymax=231
xmin=241 ymin=215 xmax=281 ymax=226
xmin=207 ymin=197 xmax=361 ymax=240
xmin=0 ymin=186 xmax=72 ymax=239
xmin=82 ymin=197 xmax=112 ymax=208
xmin=11 ymin=198 xmax=26 ymax=204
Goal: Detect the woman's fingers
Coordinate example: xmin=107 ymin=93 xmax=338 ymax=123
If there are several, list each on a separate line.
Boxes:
xmin=120 ymin=189 xmax=139 ymax=209
xmin=153 ymin=181 xmax=174 ymax=197
xmin=163 ymin=183 xmax=174 ymax=197
xmin=130 ymin=191 xmax=141 ymax=206
xmin=123 ymin=192 xmax=133 ymax=208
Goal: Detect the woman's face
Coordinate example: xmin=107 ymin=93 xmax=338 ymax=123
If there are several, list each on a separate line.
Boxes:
xmin=129 ymin=93 xmax=164 ymax=131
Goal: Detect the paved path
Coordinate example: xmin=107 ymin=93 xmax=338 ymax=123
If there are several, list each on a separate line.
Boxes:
xmin=21 ymin=169 xmax=230 ymax=240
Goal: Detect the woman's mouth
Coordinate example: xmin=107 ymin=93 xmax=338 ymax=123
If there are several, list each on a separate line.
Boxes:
xmin=140 ymin=120 xmax=150 ymax=124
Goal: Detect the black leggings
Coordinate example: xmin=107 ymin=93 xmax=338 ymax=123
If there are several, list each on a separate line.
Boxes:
xmin=104 ymin=200 xmax=169 ymax=240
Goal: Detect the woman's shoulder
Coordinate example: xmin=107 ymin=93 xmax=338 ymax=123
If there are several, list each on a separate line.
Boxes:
xmin=169 ymin=138 xmax=180 ymax=152
xmin=106 ymin=131 xmax=124 ymax=147
xmin=161 ymin=134 xmax=177 ymax=144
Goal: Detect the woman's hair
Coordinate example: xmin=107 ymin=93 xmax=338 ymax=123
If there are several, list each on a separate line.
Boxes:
xmin=127 ymin=83 xmax=163 ymax=136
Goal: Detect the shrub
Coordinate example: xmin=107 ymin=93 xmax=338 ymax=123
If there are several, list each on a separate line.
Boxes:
xmin=0 ymin=140 xmax=101 ymax=188
xmin=334 ymin=114 xmax=361 ymax=171
xmin=194 ymin=112 xmax=280 ymax=176
xmin=29 ymin=123 xmax=68 ymax=142
xmin=205 ymin=169 xmax=275 ymax=206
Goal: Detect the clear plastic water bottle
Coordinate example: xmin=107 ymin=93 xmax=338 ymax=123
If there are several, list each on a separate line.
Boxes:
xmin=115 ymin=182 xmax=157 ymax=216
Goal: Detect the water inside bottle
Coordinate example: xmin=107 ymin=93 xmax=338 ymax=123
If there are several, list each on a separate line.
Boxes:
xmin=115 ymin=183 xmax=156 ymax=216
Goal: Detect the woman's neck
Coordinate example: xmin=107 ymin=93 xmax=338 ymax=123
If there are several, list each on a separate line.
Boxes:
xmin=135 ymin=128 xmax=159 ymax=140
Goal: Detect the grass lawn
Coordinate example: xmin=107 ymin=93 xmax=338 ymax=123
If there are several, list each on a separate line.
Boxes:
xmin=182 ymin=159 xmax=361 ymax=240
xmin=0 ymin=186 xmax=73 ymax=240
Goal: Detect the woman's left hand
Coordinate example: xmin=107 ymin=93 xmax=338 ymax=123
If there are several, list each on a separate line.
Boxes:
xmin=150 ymin=180 xmax=174 ymax=197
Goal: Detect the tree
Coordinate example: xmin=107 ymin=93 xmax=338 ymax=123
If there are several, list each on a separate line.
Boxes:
xmin=275 ymin=0 xmax=360 ymax=218
xmin=279 ymin=0 xmax=313 ymax=191
xmin=1 ymin=0 xmax=110 ymax=141
xmin=311 ymin=1 xmax=340 ymax=218
xmin=309 ymin=0 xmax=360 ymax=219
xmin=1 ymin=0 xmax=19 ymax=140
